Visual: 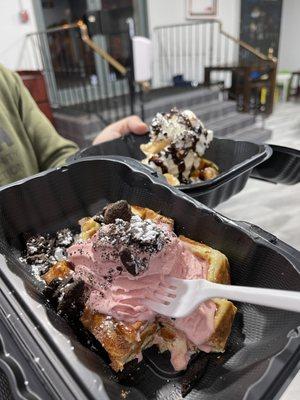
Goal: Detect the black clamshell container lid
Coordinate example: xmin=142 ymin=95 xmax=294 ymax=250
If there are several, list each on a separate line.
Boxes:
xmin=251 ymin=144 xmax=300 ymax=185
xmin=70 ymin=135 xmax=272 ymax=207
xmin=0 ymin=157 xmax=299 ymax=400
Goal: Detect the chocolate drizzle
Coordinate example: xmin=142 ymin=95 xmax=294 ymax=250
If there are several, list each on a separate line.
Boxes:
xmin=149 ymin=156 xmax=168 ymax=174
xmin=146 ymin=108 xmax=215 ymax=184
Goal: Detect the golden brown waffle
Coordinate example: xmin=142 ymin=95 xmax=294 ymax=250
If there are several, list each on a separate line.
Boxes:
xmin=42 ymin=205 xmax=236 ymax=371
xmin=81 ymin=308 xmax=157 ymax=371
xmin=42 ymin=260 xmax=73 ymax=284
xmin=140 ymin=139 xmax=170 ymax=156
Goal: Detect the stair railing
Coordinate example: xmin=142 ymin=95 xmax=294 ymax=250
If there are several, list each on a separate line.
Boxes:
xmin=25 ymin=20 xmax=136 ymax=125
xmin=153 ymin=19 xmax=277 ymax=115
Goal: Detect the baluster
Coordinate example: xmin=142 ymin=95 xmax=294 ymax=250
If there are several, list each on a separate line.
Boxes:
xmin=167 ymin=28 xmax=171 ymax=85
xmin=179 ymin=25 xmax=183 ymax=79
xmin=173 ymin=26 xmax=176 ymax=83
xmin=73 ymin=30 xmax=86 ymax=111
xmin=162 ymin=28 xmax=167 ymax=86
xmin=54 ymin=31 xmax=68 ymax=107
xmin=209 ymin=22 xmax=213 ymax=67
xmin=185 ymin=26 xmax=189 ymax=81
xmin=42 ymin=32 xmax=59 ymax=106
xmin=202 ymin=23 xmax=206 ymax=82
xmin=192 ymin=24 xmax=196 ymax=81
xmin=225 ymin=36 xmax=229 ymax=67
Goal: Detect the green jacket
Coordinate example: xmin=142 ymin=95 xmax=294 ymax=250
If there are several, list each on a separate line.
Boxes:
xmin=0 ymin=65 xmax=78 ymax=186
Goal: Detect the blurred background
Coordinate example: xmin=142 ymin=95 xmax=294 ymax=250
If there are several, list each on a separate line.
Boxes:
xmin=1 ymin=0 xmax=299 ymax=146
xmin=0 ymin=0 xmax=299 ymax=249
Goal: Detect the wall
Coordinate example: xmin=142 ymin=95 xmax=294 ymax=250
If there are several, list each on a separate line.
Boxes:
xmin=0 ymin=0 xmax=38 ymax=71
xmin=147 ymin=0 xmax=241 ymax=38
xmin=278 ymin=0 xmax=300 ymax=71
xmin=147 ymin=0 xmax=241 ymax=86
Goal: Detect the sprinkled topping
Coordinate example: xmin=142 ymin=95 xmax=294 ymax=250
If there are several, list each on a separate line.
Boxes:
xmin=96 ymin=215 xmax=168 ymax=256
xmin=56 ymin=228 xmax=74 ymax=247
xmin=21 ymin=229 xmax=75 ymax=276
xmin=130 ymin=216 xmax=167 ymax=251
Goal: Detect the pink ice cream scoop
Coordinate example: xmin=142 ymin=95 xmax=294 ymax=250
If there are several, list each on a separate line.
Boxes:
xmin=67 ymin=215 xmax=216 ymax=370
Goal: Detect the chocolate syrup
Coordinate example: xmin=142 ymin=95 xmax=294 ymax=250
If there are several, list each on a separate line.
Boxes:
xmin=149 ymin=157 xmax=168 ymax=174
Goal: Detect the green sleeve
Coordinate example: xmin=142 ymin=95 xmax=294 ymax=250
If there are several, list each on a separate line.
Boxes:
xmin=13 ymin=71 xmax=79 ymax=170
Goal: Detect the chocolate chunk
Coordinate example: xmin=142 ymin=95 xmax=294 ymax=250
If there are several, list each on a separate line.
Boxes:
xmin=57 ymin=280 xmax=85 ymax=319
xmin=119 ymin=248 xmax=146 ymax=276
xmin=180 ymin=353 xmax=210 ymax=397
xmin=42 ymin=277 xmax=62 ymax=302
xmin=103 ymin=200 xmax=132 ymax=224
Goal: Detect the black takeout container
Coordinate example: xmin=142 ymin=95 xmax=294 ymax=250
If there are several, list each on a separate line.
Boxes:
xmin=0 ymin=157 xmax=299 ymax=400
xmin=71 ymin=135 xmax=272 ymax=208
xmin=251 ymin=144 xmax=300 ymax=185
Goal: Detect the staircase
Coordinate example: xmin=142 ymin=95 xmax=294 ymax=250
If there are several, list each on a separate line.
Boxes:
xmin=54 ymin=86 xmax=272 ymax=147
xmin=142 ymin=86 xmax=272 ymax=143
xmin=27 ymin=19 xmax=274 ymax=147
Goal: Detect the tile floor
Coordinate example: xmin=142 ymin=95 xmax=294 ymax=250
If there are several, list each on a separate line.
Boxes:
xmin=217 ymin=102 xmax=300 ymax=250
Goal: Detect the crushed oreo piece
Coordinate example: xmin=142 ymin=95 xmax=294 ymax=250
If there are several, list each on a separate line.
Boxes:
xmin=57 ymin=280 xmax=85 ymax=319
xmin=92 ymin=214 xmax=104 ymax=224
xmin=43 ymin=275 xmax=85 ymax=321
xmin=129 ymin=215 xmax=169 ymax=253
xmin=103 ymin=200 xmax=132 ymax=224
xmin=56 ymin=228 xmax=74 ymax=247
xmin=94 ymin=215 xmax=169 ymax=276
xmin=120 ymin=248 xmax=147 ymax=276
xmin=25 ymin=235 xmax=55 ymax=257
xmin=42 ymin=277 xmax=62 ymax=301
xmin=180 ymin=352 xmax=210 ymax=397
xmin=22 ymin=234 xmax=56 ymax=270
xmin=21 ymin=228 xmax=75 ymax=277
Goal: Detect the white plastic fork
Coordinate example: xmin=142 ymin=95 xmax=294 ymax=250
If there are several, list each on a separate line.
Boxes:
xmin=144 ymin=277 xmax=300 ymax=318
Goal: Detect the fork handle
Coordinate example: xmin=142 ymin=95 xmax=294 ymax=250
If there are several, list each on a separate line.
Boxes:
xmin=205 ymin=281 xmax=300 ymax=313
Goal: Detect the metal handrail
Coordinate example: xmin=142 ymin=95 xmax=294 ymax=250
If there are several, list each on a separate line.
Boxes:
xmin=27 ymin=20 xmax=128 ymax=76
xmin=154 ymin=19 xmax=277 ymax=65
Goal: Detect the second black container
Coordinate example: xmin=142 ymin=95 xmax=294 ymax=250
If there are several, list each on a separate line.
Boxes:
xmin=71 ymin=135 xmax=272 ymax=207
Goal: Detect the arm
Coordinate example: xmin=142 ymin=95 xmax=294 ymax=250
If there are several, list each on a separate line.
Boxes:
xmin=13 ymin=71 xmax=78 ymax=170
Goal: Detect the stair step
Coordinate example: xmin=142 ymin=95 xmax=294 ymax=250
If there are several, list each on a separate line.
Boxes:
xmin=143 ymin=88 xmax=219 ymax=118
xmin=145 ymin=100 xmax=237 ymax=124
xmin=224 ymin=126 xmax=272 ymax=144
xmin=189 ymin=100 xmax=237 ymax=123
xmin=208 ymin=112 xmax=256 ymax=137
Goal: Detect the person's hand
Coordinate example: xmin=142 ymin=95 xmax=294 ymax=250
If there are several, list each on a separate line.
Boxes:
xmin=93 ymin=115 xmax=148 ymax=145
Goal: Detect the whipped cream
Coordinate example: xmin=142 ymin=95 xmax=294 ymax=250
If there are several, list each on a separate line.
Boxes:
xmin=144 ymin=108 xmax=213 ymax=184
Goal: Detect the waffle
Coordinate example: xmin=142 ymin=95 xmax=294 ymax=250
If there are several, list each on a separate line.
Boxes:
xmin=41 ymin=205 xmax=236 ymax=372
xmin=140 ymin=138 xmax=170 ymax=156
xmin=140 ymin=109 xmax=219 ymax=186
xmin=81 ymin=308 xmax=157 ymax=371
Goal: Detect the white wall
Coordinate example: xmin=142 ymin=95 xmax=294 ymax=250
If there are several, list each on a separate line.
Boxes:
xmin=147 ymin=0 xmax=241 ymax=86
xmin=0 ymin=0 xmax=38 ymax=71
xmin=278 ymin=0 xmax=300 ymax=71
xmin=147 ymin=0 xmax=241 ymax=38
